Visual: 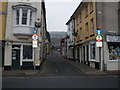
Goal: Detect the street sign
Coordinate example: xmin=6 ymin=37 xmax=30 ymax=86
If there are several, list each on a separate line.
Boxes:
xmin=35 ymin=60 xmax=40 ymax=66
xmin=32 ymin=34 xmax=38 ymax=40
xmin=33 ymin=30 xmax=37 ymax=34
xmin=32 ymin=40 xmax=38 ymax=48
xmin=96 ymin=30 xmax=101 ymax=35
xmin=96 ymin=41 xmax=102 ymax=47
xmin=96 ymin=35 xmax=102 ymax=42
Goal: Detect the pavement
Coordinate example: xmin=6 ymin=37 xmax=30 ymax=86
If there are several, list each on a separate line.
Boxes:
xmin=2 ymin=70 xmax=40 ymax=77
xmin=2 ymin=58 xmax=120 ymax=77
xmin=65 ymin=59 xmax=119 ymax=76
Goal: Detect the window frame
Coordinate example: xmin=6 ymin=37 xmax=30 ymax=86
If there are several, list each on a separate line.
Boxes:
xmin=85 ymin=5 xmax=88 ymax=17
xmin=89 ymin=43 xmax=96 ymax=61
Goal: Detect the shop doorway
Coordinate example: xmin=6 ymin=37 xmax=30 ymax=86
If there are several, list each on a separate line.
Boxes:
xmin=12 ymin=45 xmax=21 ymax=70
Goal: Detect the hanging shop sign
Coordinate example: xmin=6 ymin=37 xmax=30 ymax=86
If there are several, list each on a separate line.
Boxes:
xmin=106 ymin=35 xmax=120 ymax=42
xmin=32 ymin=34 xmax=38 ymax=40
xmin=96 ymin=35 xmax=102 ymax=42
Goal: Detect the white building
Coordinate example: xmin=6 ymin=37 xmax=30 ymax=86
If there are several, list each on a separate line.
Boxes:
xmin=66 ymin=19 xmax=75 ymax=60
xmin=4 ymin=0 xmax=49 ymax=70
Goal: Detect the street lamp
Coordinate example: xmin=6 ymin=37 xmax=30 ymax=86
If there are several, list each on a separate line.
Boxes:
xmin=33 ymin=18 xmax=41 ymax=70
xmin=35 ymin=18 xmax=41 ymax=29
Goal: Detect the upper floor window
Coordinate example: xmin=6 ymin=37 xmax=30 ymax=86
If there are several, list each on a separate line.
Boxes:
xmin=80 ymin=27 xmax=82 ymax=40
xmin=76 ymin=16 xmax=79 ymax=26
xmin=91 ymin=18 xmax=94 ymax=34
xmin=13 ymin=4 xmax=37 ymax=26
xmin=22 ymin=9 xmax=28 ymax=25
xmin=90 ymin=2 xmax=94 ymax=13
xmin=16 ymin=10 xmax=19 ymax=25
xmin=30 ymin=11 xmax=32 ymax=25
xmin=85 ymin=22 xmax=89 ymax=38
xmin=85 ymin=5 xmax=88 ymax=17
xmin=80 ymin=13 xmax=82 ymax=23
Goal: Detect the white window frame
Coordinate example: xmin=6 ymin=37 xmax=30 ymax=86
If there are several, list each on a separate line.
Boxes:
xmin=89 ymin=42 xmax=96 ymax=61
xmin=14 ymin=8 xmax=34 ymax=26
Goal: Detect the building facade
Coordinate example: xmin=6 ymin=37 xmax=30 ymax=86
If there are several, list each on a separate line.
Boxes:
xmin=4 ymin=0 xmax=49 ymax=70
xmin=66 ymin=1 xmax=120 ymax=71
xmin=66 ymin=19 xmax=75 ymax=60
xmin=0 ymin=1 xmax=7 ymax=67
xmin=60 ymin=36 xmax=67 ymax=58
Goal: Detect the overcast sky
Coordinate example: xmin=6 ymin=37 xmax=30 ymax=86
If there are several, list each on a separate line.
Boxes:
xmin=45 ymin=0 xmax=82 ymax=32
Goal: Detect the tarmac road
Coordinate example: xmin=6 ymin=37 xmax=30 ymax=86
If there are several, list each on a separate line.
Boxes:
xmin=2 ymin=50 xmax=119 ymax=89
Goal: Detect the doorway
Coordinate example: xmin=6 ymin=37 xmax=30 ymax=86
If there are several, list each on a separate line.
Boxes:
xmin=12 ymin=45 xmax=21 ymax=70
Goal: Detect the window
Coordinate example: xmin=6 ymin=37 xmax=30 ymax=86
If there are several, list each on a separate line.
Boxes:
xmin=91 ymin=18 xmax=94 ymax=34
xmin=76 ymin=16 xmax=79 ymax=26
xmin=16 ymin=10 xmax=19 ymax=25
xmin=80 ymin=13 xmax=82 ymax=22
xmin=14 ymin=8 xmax=34 ymax=26
xmin=85 ymin=5 xmax=88 ymax=17
xmin=80 ymin=28 xmax=82 ymax=40
xmin=90 ymin=2 xmax=94 ymax=13
xmin=85 ymin=22 xmax=89 ymax=37
xmin=23 ymin=45 xmax=32 ymax=59
xmin=108 ymin=43 xmax=120 ymax=60
xmin=22 ymin=9 xmax=27 ymax=25
xmin=90 ymin=43 xmax=96 ymax=59
xmin=30 ymin=11 xmax=32 ymax=25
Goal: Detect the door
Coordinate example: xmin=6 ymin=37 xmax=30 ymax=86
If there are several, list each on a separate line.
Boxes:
xmin=12 ymin=45 xmax=20 ymax=70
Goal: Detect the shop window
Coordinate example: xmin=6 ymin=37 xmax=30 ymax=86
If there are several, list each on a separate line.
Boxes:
xmin=23 ymin=45 xmax=32 ymax=60
xmin=90 ymin=43 xmax=96 ymax=59
xmin=108 ymin=43 xmax=120 ymax=60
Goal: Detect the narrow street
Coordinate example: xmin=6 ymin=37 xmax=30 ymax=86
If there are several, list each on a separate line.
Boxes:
xmin=2 ymin=50 xmax=119 ymax=88
xmin=39 ymin=50 xmax=85 ymax=77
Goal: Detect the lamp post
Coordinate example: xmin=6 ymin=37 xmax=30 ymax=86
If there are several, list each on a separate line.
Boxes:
xmin=33 ymin=18 xmax=41 ymax=70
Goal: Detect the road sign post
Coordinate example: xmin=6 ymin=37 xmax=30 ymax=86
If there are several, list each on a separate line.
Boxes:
xmin=96 ymin=30 xmax=103 ymax=71
xmin=32 ymin=34 xmax=38 ymax=70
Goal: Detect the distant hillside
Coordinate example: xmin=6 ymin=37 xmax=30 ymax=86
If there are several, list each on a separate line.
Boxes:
xmin=49 ymin=31 xmax=67 ymax=48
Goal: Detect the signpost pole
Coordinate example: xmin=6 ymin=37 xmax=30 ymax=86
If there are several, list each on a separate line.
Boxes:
xmin=96 ymin=29 xmax=103 ymax=71
xmin=34 ymin=47 xmax=35 ymax=70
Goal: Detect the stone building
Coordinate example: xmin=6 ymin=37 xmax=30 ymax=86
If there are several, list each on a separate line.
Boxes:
xmin=4 ymin=0 xmax=50 ymax=70
xmin=66 ymin=1 xmax=120 ymax=71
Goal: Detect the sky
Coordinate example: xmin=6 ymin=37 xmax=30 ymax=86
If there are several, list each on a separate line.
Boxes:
xmin=45 ymin=0 xmax=82 ymax=32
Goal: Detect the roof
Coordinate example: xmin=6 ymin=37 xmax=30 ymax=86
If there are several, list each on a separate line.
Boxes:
xmin=65 ymin=1 xmax=84 ymax=25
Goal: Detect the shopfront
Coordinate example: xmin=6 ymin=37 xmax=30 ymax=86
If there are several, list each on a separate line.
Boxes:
xmin=106 ymin=35 xmax=120 ymax=70
xmin=12 ymin=44 xmax=33 ymax=69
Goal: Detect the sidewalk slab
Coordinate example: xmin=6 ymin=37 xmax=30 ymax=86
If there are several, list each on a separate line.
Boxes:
xmin=65 ymin=59 xmax=107 ymax=76
xmin=2 ymin=70 xmax=40 ymax=77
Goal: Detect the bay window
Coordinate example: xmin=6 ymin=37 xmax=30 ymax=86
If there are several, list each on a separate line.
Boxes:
xmin=13 ymin=4 xmax=36 ymax=26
